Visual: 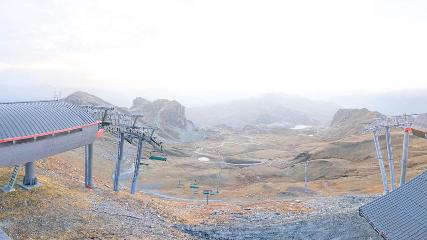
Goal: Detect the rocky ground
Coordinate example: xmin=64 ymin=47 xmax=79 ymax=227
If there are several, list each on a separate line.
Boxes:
xmin=0 ymin=151 xmax=384 ymax=240
xmin=176 ymin=196 xmax=381 ymax=240
xmin=0 ymin=154 xmax=194 ymax=240
xmin=1 ymin=121 xmax=426 ymax=239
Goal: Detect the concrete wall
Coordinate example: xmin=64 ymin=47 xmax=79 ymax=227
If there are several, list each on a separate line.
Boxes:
xmin=0 ymin=126 xmax=97 ymax=166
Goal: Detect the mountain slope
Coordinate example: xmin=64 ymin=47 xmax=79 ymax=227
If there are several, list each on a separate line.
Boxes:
xmin=64 ymin=92 xmax=202 ymax=142
xmin=64 ymin=91 xmax=114 ymax=107
xmin=323 ymin=108 xmax=383 ymax=139
xmin=187 ymin=93 xmax=339 ymax=129
xmin=331 ymin=89 xmax=427 ymax=115
xmin=130 ymin=97 xmax=203 ymax=142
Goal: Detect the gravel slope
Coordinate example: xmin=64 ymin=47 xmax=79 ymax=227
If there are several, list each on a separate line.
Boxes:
xmin=176 ymin=196 xmax=382 ymax=240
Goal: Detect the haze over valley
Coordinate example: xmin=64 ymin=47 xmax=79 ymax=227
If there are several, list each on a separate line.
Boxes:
xmin=2 ymin=1 xmax=427 ymax=239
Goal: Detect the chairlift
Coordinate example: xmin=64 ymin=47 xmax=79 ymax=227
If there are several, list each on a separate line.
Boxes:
xmin=177 ymin=179 xmax=184 ymax=188
xmin=149 ymin=151 xmax=167 ymax=161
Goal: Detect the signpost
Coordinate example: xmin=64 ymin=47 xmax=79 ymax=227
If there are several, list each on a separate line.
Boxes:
xmin=203 ymin=190 xmax=212 ymax=205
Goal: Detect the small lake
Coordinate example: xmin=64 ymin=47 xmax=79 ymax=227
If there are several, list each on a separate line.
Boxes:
xmin=223 ymin=159 xmax=263 ymax=166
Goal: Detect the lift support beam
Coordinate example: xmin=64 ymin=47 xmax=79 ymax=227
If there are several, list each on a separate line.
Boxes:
xmin=131 ymin=138 xmax=144 ymax=194
xmin=113 ymin=132 xmax=125 ymax=192
xmin=20 ymin=161 xmax=39 ymax=190
xmin=400 ymin=128 xmax=410 ymax=186
xmin=85 ymin=144 xmax=94 ymax=188
xmin=373 ymin=131 xmax=389 ymax=194
xmin=385 ymin=126 xmax=396 ymax=191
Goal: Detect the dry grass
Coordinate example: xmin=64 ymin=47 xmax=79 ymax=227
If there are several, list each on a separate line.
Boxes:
xmin=1 ymin=129 xmax=426 ymax=239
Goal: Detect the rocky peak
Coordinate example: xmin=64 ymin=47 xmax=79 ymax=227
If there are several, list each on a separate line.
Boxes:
xmin=330 ymin=108 xmax=376 ymax=127
xmin=132 ymin=97 xmax=151 ymax=108
xmin=130 ymin=97 xmax=202 ymax=142
xmin=325 ymin=108 xmax=383 ymax=139
xmin=64 ymin=91 xmax=112 ymax=107
xmin=131 ymin=98 xmax=187 ymax=127
xmin=64 ymin=91 xmax=203 ymax=142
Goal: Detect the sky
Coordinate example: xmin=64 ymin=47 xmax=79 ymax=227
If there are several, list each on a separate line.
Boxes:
xmin=1 ymin=0 xmax=427 ymax=106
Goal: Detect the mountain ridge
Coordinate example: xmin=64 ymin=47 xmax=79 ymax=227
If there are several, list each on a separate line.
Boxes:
xmin=64 ymin=91 xmax=203 ymax=142
xmin=187 ymin=93 xmax=339 ymax=129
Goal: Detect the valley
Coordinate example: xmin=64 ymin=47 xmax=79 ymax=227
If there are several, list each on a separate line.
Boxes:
xmin=1 ymin=91 xmax=427 ymax=239
xmin=3 ymin=2 xmax=427 ymax=238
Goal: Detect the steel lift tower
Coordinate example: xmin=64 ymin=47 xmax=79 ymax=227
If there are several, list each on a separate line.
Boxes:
xmin=363 ymin=114 xmax=417 ymax=194
xmin=81 ymin=106 xmax=167 ymax=195
xmin=360 ymin=113 xmax=427 ymax=239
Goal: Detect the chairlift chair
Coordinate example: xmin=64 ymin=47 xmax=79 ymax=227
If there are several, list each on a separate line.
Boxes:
xmin=149 ymin=150 xmax=167 ymax=161
xmin=190 ymin=183 xmax=199 ymax=189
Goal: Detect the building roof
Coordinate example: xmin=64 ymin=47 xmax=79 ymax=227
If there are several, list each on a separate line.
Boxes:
xmin=359 ymin=171 xmax=427 ymax=239
xmin=412 ymin=114 xmax=427 ymax=138
xmin=0 ymin=101 xmax=98 ymax=142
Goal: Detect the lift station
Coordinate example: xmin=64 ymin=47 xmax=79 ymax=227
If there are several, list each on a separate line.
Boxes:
xmin=0 ymin=100 xmax=100 ymax=191
xmin=0 ymin=100 xmax=167 ymax=195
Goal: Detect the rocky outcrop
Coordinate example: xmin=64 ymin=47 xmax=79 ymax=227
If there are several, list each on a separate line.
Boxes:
xmin=65 ymin=92 xmax=203 ymax=142
xmin=129 ymin=97 xmax=203 ymax=142
xmin=131 ymin=98 xmax=188 ymax=128
xmin=324 ymin=108 xmax=383 ymax=139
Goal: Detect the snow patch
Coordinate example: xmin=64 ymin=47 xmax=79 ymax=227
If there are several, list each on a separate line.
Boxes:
xmin=198 ymin=157 xmax=210 ymax=162
xmin=291 ymin=125 xmax=311 ymax=130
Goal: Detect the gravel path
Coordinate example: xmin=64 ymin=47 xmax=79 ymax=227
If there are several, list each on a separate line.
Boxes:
xmin=176 ymin=195 xmax=382 ymax=240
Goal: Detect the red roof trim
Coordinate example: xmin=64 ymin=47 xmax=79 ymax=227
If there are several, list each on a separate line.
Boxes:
xmin=0 ymin=121 xmax=101 ymax=143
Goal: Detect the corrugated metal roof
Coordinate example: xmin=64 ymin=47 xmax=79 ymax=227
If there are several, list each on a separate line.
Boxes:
xmin=0 ymin=100 xmax=97 ymax=141
xmin=359 ymin=171 xmax=427 ymax=239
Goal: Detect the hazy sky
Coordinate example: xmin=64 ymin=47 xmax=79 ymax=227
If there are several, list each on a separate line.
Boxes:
xmin=1 ymin=0 xmax=427 ymax=106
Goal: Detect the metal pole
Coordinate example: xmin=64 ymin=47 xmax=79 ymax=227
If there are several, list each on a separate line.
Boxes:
xmin=304 ymin=160 xmax=308 ymax=193
xmin=131 ymin=138 xmax=144 ymax=194
xmin=84 ymin=145 xmax=88 ymax=187
xmin=373 ymin=132 xmax=389 ymax=194
xmin=113 ymin=132 xmax=125 ymax=192
xmin=385 ymin=127 xmax=396 ymax=191
xmin=23 ymin=162 xmax=37 ymax=186
xmin=400 ymin=129 xmax=410 ymax=186
xmin=206 ymin=193 xmax=209 ymax=205
xmin=85 ymin=144 xmax=94 ymax=188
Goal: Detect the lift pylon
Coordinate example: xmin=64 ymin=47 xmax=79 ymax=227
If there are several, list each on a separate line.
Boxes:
xmin=81 ymin=105 xmax=167 ymax=195
xmin=364 ymin=114 xmax=417 ymax=194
